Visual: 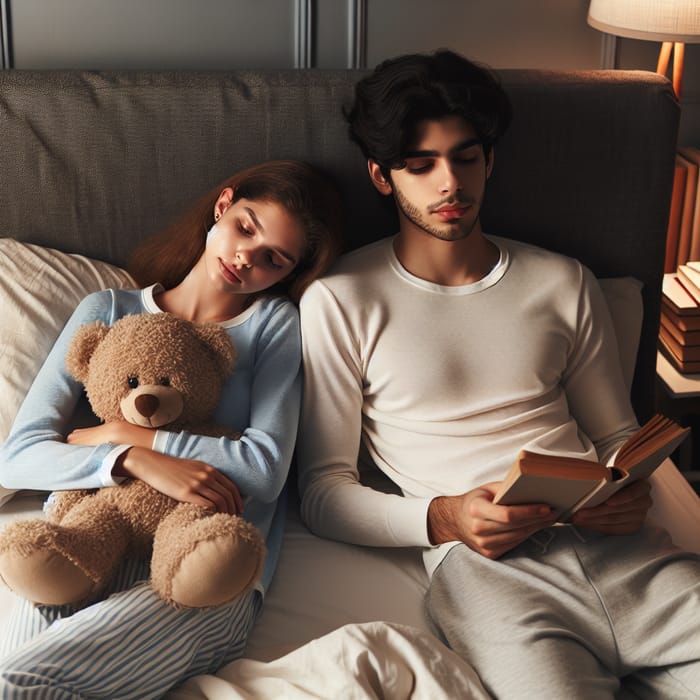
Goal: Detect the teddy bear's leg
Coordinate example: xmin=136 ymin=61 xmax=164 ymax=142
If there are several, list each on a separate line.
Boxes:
xmin=150 ymin=503 xmax=266 ymax=608
xmin=0 ymin=496 xmax=132 ymax=606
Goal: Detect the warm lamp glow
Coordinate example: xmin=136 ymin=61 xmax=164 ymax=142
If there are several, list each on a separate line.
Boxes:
xmin=588 ymin=0 xmax=700 ymax=43
xmin=588 ymin=0 xmax=700 ymax=97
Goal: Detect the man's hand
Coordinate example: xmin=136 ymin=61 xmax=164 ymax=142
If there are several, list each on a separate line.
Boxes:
xmin=114 ymin=446 xmax=244 ymax=515
xmin=67 ymin=421 xmax=155 ymax=449
xmin=428 ymin=483 xmax=557 ymax=559
xmin=570 ymin=479 xmax=652 ymax=534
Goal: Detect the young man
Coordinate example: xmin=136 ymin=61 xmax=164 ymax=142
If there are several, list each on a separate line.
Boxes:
xmin=297 ymin=50 xmax=700 ymax=698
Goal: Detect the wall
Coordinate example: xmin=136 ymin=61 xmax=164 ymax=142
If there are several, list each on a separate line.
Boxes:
xmin=1 ymin=0 xmax=698 ymax=145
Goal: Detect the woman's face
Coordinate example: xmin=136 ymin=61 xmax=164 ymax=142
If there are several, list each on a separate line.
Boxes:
xmin=206 ymin=188 xmax=305 ymax=296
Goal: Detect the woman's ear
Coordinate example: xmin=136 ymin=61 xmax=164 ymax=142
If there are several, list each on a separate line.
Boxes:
xmin=368 ymin=160 xmax=393 ymax=196
xmin=213 ymin=187 xmax=235 ymax=220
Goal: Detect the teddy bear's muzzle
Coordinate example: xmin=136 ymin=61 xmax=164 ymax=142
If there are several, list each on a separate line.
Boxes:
xmin=120 ymin=385 xmax=185 ymax=428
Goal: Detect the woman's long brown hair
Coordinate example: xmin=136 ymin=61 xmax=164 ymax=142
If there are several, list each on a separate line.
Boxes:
xmin=128 ymin=160 xmax=344 ymax=304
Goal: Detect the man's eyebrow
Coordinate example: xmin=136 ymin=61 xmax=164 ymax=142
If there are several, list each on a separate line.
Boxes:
xmin=403 ymin=138 xmax=482 ymax=159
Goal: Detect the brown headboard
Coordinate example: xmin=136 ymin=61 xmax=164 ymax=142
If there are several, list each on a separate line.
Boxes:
xmin=0 ymin=68 xmax=679 ymax=420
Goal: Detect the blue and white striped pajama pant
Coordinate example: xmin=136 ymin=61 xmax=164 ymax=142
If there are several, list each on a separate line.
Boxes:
xmin=0 ymin=558 xmax=262 ymax=699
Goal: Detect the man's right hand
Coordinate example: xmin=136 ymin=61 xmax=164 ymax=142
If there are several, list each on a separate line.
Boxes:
xmin=427 ymin=483 xmax=556 ymax=559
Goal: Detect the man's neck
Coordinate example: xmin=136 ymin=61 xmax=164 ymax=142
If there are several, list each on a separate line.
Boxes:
xmin=393 ymin=227 xmax=500 ymax=287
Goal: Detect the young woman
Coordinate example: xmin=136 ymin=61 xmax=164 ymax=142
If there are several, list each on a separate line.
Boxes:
xmin=0 ymin=160 xmax=343 ymax=698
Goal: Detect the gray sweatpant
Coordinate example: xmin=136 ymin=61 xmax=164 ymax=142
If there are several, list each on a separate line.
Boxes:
xmin=426 ymin=523 xmax=700 ymax=699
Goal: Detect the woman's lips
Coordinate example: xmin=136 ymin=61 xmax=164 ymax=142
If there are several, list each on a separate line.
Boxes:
xmin=219 ymin=259 xmax=242 ymax=285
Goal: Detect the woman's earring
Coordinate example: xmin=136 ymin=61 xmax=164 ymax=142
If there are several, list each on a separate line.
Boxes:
xmin=215 ymin=212 xmax=220 ymax=221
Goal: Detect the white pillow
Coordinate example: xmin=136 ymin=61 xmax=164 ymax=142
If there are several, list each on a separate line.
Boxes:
xmin=598 ymin=276 xmax=643 ymax=392
xmin=0 ymin=239 xmax=136 ymax=506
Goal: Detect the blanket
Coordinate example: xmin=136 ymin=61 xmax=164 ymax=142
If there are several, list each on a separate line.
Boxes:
xmin=166 ymin=621 xmax=491 ymax=700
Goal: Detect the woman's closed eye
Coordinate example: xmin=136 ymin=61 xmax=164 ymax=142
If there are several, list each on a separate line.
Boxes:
xmin=238 ymin=222 xmax=254 ymax=237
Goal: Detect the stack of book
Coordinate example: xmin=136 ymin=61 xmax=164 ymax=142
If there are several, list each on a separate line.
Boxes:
xmin=660 ymin=265 xmax=700 ymax=374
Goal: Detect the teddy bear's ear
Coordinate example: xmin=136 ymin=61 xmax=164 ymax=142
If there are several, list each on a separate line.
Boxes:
xmin=195 ymin=323 xmax=237 ymax=379
xmin=65 ymin=321 xmax=111 ymax=383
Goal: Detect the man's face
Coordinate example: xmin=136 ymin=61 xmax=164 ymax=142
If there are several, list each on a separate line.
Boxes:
xmin=370 ymin=115 xmax=493 ymax=242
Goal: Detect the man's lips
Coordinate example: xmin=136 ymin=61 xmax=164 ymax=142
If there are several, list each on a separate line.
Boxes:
xmin=433 ymin=204 xmax=470 ymax=220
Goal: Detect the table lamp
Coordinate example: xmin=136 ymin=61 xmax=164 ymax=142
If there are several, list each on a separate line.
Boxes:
xmin=588 ymin=0 xmax=700 ymax=98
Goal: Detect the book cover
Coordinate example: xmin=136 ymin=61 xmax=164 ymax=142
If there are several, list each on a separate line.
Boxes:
xmin=659 ymin=320 xmax=700 ymax=361
xmin=676 ymin=153 xmax=699 ymax=267
xmin=680 ymin=147 xmax=700 ymax=261
xmin=665 ymin=162 xmax=688 ymax=273
xmin=661 ymin=300 xmax=700 ymax=331
xmin=660 ymin=310 xmax=700 ymax=345
xmin=658 ymin=335 xmax=700 ymax=374
xmin=663 ymin=273 xmax=700 ymax=316
xmin=677 ymin=264 xmax=700 ymax=304
xmin=493 ymin=415 xmax=690 ymax=521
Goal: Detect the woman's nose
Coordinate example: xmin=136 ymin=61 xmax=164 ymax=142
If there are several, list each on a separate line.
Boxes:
xmin=235 ymin=250 xmax=252 ymax=268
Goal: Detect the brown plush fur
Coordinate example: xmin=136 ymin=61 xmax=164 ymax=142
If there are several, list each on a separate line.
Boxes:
xmin=0 ymin=313 xmax=266 ymax=609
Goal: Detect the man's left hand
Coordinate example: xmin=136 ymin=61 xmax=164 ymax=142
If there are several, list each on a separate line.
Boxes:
xmin=570 ymin=479 xmax=652 ymax=534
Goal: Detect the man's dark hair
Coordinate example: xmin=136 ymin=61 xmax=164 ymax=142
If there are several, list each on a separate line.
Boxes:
xmin=346 ymin=49 xmax=512 ymax=175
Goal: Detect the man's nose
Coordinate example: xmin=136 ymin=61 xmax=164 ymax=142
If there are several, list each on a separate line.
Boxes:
xmin=438 ymin=161 xmax=461 ymax=194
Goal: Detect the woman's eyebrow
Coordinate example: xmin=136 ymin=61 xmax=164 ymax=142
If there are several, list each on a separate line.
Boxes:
xmin=245 ymin=207 xmax=264 ymax=232
xmin=245 ymin=206 xmax=298 ymax=265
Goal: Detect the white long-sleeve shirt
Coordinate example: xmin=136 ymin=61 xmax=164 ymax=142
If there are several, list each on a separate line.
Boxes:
xmin=297 ymin=235 xmax=639 ymax=576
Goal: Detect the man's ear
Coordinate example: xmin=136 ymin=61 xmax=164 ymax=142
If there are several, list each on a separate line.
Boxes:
xmin=486 ymin=148 xmax=495 ymax=179
xmin=368 ymin=160 xmax=393 ymax=196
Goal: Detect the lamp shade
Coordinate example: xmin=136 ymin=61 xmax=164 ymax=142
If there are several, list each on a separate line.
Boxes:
xmin=588 ymin=0 xmax=700 ymax=43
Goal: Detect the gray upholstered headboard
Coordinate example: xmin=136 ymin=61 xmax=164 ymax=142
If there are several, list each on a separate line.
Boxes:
xmin=0 ymin=68 xmax=679 ymax=421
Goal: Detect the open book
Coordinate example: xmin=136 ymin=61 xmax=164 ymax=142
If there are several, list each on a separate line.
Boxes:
xmin=493 ymin=415 xmax=690 ymax=522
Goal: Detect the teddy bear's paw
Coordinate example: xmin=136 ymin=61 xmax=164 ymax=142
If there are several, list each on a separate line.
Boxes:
xmin=151 ymin=511 xmax=266 ymax=609
xmin=0 ymin=520 xmax=102 ymax=605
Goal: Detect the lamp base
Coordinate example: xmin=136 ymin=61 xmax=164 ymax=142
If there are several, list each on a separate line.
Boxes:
xmin=657 ymin=41 xmax=685 ymax=99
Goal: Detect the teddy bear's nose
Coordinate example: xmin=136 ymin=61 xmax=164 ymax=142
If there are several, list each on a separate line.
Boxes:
xmin=134 ymin=393 xmax=160 ymax=418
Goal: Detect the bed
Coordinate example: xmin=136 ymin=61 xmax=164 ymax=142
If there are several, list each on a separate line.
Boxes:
xmin=1 ymin=67 xmax=699 ymax=698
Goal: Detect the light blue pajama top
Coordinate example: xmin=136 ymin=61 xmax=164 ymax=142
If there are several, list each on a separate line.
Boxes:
xmin=0 ymin=284 xmax=302 ymax=592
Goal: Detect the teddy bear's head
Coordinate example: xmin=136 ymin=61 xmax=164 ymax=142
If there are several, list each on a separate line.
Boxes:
xmin=66 ymin=313 xmax=236 ymax=430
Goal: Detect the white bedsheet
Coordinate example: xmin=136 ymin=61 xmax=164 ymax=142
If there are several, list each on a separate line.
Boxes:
xmin=167 ymin=621 xmax=490 ymax=700
xmin=0 ymin=460 xmax=699 ymax=699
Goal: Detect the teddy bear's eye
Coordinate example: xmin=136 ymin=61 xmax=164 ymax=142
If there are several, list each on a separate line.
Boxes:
xmin=128 ymin=376 xmax=139 ymax=389
xmin=159 ymin=377 xmax=170 ymax=387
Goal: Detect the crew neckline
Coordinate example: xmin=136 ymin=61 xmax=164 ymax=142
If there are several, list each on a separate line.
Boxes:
xmin=140 ymin=284 xmax=261 ymax=327
xmin=387 ymin=235 xmax=509 ymax=295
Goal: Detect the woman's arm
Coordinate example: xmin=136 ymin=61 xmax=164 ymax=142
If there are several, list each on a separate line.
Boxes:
xmin=145 ymin=300 xmax=302 ymax=504
xmin=0 ymin=291 xmax=128 ymax=491
xmin=114 ymin=446 xmax=244 ymax=514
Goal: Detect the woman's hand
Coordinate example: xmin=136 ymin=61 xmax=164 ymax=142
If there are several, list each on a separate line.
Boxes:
xmin=67 ymin=421 xmax=156 ymax=448
xmin=428 ymin=483 xmax=556 ymax=560
xmin=571 ymin=479 xmax=652 ymax=534
xmin=114 ymin=446 xmax=244 ymax=515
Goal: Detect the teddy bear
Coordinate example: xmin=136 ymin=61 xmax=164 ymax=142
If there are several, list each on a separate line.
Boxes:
xmin=0 ymin=312 xmax=266 ymax=609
